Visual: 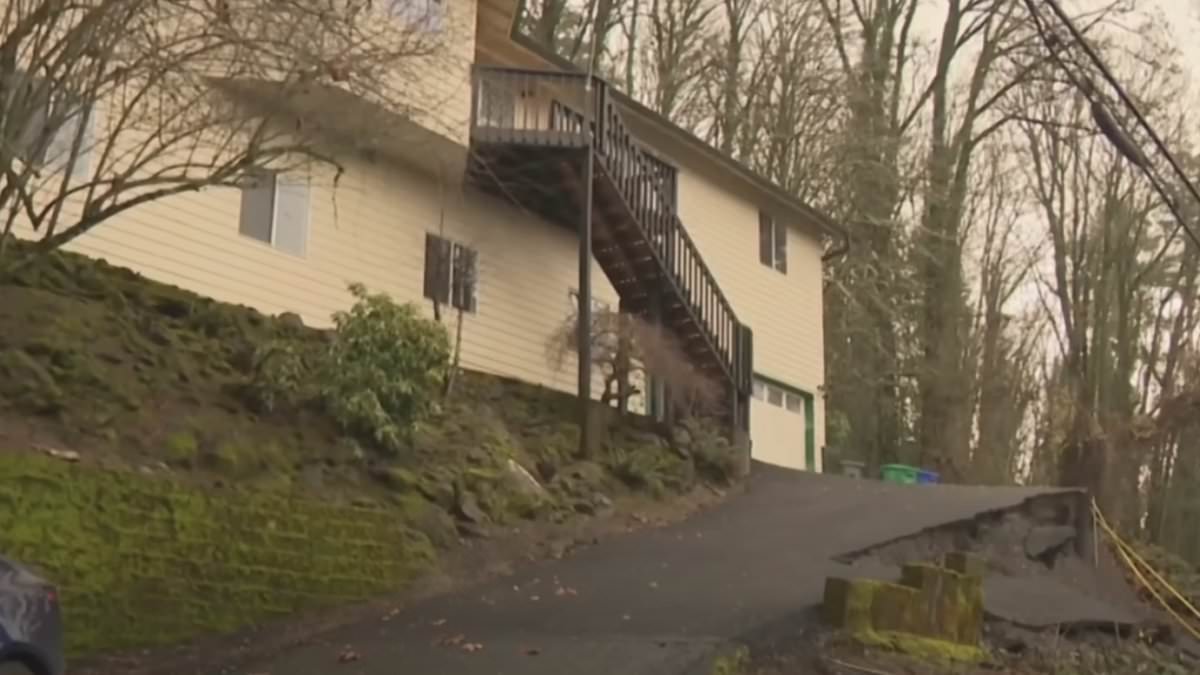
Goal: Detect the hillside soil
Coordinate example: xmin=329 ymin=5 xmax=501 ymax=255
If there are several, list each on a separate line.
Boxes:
xmin=0 ymin=244 xmax=742 ymax=663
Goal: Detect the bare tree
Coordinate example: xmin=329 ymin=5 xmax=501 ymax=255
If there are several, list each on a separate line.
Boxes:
xmin=642 ymin=0 xmax=713 ymax=120
xmin=1015 ymin=27 xmax=1185 ymax=513
xmin=0 ymin=0 xmax=454 ymax=268
xmin=817 ymin=0 xmax=922 ymax=471
xmin=964 ymin=141 xmax=1041 ymax=484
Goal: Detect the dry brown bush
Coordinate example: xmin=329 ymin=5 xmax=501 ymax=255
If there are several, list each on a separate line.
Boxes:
xmin=545 ymin=305 xmax=723 ymax=419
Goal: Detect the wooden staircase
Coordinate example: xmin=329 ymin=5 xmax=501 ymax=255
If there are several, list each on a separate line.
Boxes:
xmin=467 ymin=66 xmax=753 ymax=432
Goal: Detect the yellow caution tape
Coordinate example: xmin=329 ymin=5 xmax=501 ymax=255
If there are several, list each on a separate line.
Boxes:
xmin=1093 ymin=503 xmax=1200 ymax=621
xmin=1091 ymin=499 xmax=1200 ymax=641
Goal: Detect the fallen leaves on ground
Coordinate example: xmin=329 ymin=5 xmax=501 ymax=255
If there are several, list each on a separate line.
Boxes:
xmin=522 ymin=647 xmax=542 ymax=656
xmin=337 ymin=647 xmax=359 ymax=663
xmin=436 ymin=634 xmax=484 ymax=653
xmin=430 ymin=618 xmax=447 ymax=627
xmin=437 ymin=634 xmax=466 ymax=647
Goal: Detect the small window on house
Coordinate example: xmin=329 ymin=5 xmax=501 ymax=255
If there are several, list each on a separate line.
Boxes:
xmin=785 ymin=392 xmax=803 ymax=413
xmin=389 ymin=0 xmax=445 ymax=31
xmin=424 ymin=233 xmax=479 ymax=313
xmin=752 ymin=380 xmax=765 ymax=400
xmin=767 ymin=386 xmax=784 ymax=407
xmin=238 ymin=170 xmax=310 ymax=257
xmin=12 ymin=69 xmax=94 ymax=180
xmin=758 ymin=211 xmax=787 ymax=274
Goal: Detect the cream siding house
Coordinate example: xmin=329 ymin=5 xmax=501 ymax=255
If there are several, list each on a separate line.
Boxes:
xmin=11 ymin=0 xmax=845 ymax=472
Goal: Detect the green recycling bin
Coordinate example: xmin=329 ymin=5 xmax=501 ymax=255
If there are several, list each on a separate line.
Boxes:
xmin=880 ymin=464 xmax=920 ymax=484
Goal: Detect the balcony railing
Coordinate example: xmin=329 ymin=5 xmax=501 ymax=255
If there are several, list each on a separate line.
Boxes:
xmin=471 ymin=66 xmax=593 ymax=147
xmin=469 ymin=66 xmax=751 ymax=405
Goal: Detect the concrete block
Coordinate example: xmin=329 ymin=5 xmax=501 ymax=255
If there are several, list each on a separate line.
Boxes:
xmin=869 ymin=582 xmax=925 ymax=635
xmin=824 ymin=557 xmax=985 ymax=647
xmin=943 ymin=552 xmax=986 ymax=578
xmin=899 ymin=563 xmax=984 ymax=645
xmin=823 ymin=577 xmax=876 ymax=633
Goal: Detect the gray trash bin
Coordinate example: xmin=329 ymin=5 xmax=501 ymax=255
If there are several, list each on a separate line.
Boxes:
xmin=840 ymin=460 xmax=865 ymax=479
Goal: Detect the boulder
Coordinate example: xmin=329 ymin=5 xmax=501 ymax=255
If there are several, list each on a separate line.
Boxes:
xmin=417 ymin=468 xmax=458 ymax=510
xmin=503 ymin=458 xmax=548 ymax=500
xmin=277 ymin=312 xmax=306 ymax=332
xmin=454 ymin=489 xmax=488 ymax=524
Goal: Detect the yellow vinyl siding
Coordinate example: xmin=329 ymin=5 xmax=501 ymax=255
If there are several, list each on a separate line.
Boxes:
xmin=398 ymin=0 xmax=478 ymax=144
xmin=11 ymin=153 xmax=620 ymax=403
xmin=673 ymin=164 xmax=827 ymax=459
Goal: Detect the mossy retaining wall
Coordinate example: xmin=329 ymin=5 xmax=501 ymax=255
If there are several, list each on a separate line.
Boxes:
xmin=823 ymin=552 xmax=985 ymax=658
xmin=0 ymin=454 xmax=435 ymax=656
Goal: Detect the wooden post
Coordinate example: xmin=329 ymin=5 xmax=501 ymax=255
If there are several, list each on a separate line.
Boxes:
xmin=577 ymin=91 xmax=596 ymax=457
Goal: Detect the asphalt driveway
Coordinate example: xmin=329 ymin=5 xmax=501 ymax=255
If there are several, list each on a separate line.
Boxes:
xmin=241 ymin=464 xmax=1103 ymax=675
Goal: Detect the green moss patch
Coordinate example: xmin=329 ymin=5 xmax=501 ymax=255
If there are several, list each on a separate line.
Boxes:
xmin=0 ymin=453 xmax=434 ymax=657
xmin=855 ymin=630 xmax=987 ymax=664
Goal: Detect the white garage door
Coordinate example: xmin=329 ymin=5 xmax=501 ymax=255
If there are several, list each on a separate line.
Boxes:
xmin=750 ymin=378 xmax=815 ymax=471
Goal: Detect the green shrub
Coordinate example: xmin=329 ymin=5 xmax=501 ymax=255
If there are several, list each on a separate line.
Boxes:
xmin=245 ymin=339 xmax=310 ymax=413
xmin=683 ymin=418 xmax=741 ymax=484
xmin=321 ymin=283 xmax=450 ymax=454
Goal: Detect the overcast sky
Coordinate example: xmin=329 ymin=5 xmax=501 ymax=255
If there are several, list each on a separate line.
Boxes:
xmin=1157 ymin=0 xmax=1200 ymax=82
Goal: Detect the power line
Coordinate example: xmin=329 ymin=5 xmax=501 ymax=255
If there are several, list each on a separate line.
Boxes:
xmin=1022 ymin=0 xmax=1200 ymax=252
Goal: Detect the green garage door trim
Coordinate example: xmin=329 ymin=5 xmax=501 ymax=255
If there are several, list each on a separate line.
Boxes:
xmin=753 ymin=373 xmax=817 ymax=471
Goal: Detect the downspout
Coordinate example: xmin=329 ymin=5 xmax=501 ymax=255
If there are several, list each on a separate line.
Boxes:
xmin=821 ymin=230 xmax=851 ymax=263
xmin=820 ymin=219 xmax=851 ymax=263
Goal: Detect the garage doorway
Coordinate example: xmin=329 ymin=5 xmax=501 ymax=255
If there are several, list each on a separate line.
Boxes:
xmin=750 ymin=376 xmax=816 ymax=471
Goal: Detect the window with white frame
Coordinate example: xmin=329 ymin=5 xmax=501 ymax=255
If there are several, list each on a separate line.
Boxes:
xmin=785 ymin=391 xmax=804 ymax=413
xmin=11 ymin=69 xmax=94 ymax=180
xmin=389 ymin=0 xmax=445 ymax=31
xmin=758 ymin=211 xmax=787 ymax=274
xmin=238 ymin=170 xmax=310 ymax=257
xmin=754 ymin=377 xmax=808 ymax=416
xmin=424 ymin=233 xmax=479 ymax=313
